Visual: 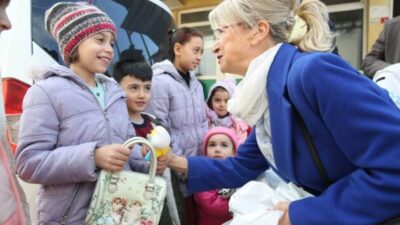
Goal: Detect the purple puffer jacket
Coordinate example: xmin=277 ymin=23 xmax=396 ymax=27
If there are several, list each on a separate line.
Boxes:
xmin=146 ymin=60 xmax=208 ymax=157
xmin=15 ymin=65 xmax=141 ymax=225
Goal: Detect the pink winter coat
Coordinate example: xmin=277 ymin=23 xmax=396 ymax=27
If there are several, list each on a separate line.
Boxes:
xmin=206 ymin=108 xmax=250 ymax=145
xmin=194 ymin=190 xmax=232 ymax=225
xmin=205 ymin=78 xmax=250 ymax=145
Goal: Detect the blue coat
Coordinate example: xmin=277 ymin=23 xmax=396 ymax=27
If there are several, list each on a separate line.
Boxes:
xmin=186 ymin=44 xmax=400 ymax=225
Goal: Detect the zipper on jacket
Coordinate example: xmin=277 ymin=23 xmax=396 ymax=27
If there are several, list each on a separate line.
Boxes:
xmin=82 ymin=81 xmax=116 ymax=145
xmin=104 ymin=112 xmax=112 ymax=144
xmin=191 ymin=91 xmax=202 ymax=154
xmin=61 ymin=184 xmax=82 ymax=225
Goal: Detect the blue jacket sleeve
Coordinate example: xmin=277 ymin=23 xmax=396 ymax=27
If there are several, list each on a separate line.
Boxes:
xmin=289 ymin=53 xmax=400 ymax=225
xmin=187 ymin=130 xmax=268 ymax=194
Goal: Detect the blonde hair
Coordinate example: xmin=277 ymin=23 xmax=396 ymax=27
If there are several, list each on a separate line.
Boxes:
xmin=209 ymin=0 xmax=334 ymax=52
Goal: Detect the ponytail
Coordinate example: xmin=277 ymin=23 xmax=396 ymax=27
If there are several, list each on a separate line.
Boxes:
xmin=290 ymin=0 xmax=335 ymax=52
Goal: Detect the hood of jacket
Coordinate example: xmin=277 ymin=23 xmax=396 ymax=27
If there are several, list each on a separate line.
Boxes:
xmin=32 ymin=64 xmax=113 ymax=89
xmin=152 ymin=59 xmax=198 ymax=86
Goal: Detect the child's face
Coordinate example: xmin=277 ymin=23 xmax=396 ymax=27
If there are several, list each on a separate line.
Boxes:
xmin=119 ymin=76 xmax=151 ymax=115
xmin=73 ymin=31 xmax=115 ymax=75
xmin=211 ymin=89 xmax=229 ymax=117
xmin=0 ymin=0 xmax=11 ymax=34
xmin=206 ymin=134 xmax=234 ymax=159
xmin=174 ymin=36 xmax=204 ymax=72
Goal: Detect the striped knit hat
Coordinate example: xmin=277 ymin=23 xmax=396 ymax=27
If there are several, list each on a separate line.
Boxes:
xmin=44 ymin=2 xmax=116 ymax=64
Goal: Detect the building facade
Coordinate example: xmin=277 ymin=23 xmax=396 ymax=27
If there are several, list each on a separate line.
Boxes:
xmin=162 ymin=0 xmax=397 ymax=81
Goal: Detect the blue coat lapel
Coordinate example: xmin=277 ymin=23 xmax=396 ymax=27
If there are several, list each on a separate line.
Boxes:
xmin=266 ymin=43 xmax=299 ymax=182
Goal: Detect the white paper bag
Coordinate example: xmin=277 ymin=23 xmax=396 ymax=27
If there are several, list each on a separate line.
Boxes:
xmin=225 ymin=170 xmax=313 ymax=225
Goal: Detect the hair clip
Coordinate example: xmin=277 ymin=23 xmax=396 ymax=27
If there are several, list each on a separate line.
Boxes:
xmin=167 ymin=28 xmax=176 ymax=36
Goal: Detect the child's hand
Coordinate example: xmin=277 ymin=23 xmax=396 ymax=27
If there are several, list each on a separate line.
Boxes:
xmin=156 ymin=154 xmax=169 ymax=175
xmin=141 ymin=145 xmax=150 ymax=157
xmin=94 ymin=144 xmax=131 ymax=171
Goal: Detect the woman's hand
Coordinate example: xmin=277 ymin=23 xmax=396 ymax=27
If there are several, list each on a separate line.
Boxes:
xmin=167 ymin=152 xmax=188 ymax=174
xmin=275 ymin=202 xmax=291 ymax=225
xmin=94 ymin=144 xmax=131 ymax=171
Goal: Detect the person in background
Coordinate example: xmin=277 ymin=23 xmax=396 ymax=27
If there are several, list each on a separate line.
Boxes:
xmin=114 ymin=58 xmax=185 ymax=225
xmin=15 ymin=2 xmax=149 ymax=224
xmin=206 ymin=77 xmax=250 ymax=145
xmin=194 ymin=127 xmax=238 ymax=225
xmin=362 ymin=16 xmax=400 ymax=78
xmin=0 ymin=0 xmax=11 ymax=31
xmin=166 ymin=0 xmax=400 ymax=224
xmin=0 ymin=1 xmax=31 ymax=224
xmin=146 ymin=27 xmax=208 ymax=225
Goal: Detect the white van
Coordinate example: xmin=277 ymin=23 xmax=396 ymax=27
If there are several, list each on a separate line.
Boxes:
xmin=0 ymin=0 xmax=174 ymax=223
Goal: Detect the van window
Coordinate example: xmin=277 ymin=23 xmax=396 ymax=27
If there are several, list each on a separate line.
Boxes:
xmin=32 ymin=0 xmax=174 ymax=75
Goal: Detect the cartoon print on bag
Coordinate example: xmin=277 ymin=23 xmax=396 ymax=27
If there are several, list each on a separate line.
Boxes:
xmin=111 ymin=197 xmax=127 ymax=225
xmin=88 ymin=171 xmax=166 ymax=225
xmin=122 ymin=200 xmax=143 ymax=224
xmin=139 ymin=219 xmax=154 ymax=225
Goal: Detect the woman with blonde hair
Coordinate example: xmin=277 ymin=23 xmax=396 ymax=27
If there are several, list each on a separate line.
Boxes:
xmin=167 ymin=0 xmax=400 ymax=224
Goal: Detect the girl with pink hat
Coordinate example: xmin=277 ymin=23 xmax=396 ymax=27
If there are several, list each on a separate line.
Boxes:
xmin=194 ymin=127 xmax=238 ymax=225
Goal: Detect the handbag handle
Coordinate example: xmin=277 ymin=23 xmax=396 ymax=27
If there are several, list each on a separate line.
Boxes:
xmin=107 ymin=137 xmax=158 ymax=199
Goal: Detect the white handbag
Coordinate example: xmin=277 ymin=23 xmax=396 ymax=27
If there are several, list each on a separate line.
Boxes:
xmin=85 ymin=137 xmax=167 ymax=225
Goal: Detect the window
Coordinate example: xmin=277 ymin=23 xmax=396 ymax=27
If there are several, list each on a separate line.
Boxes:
xmin=330 ymin=9 xmax=364 ymax=69
xmin=327 ymin=1 xmax=365 ymax=69
xmin=32 ymin=0 xmax=174 ymax=75
xmin=322 ymin=0 xmax=361 ymax=5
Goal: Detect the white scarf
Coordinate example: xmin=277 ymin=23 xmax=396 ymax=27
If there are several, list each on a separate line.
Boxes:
xmin=228 ymin=43 xmax=282 ymax=167
xmin=228 ymin=43 xmax=282 ymax=126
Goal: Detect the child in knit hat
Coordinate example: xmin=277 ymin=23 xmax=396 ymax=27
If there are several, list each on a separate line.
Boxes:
xmin=194 ymin=127 xmax=238 ymax=225
xmin=206 ymin=77 xmax=251 ymax=145
xmin=14 ymin=2 xmax=154 ymax=224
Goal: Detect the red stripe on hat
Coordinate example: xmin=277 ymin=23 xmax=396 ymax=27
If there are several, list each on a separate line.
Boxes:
xmin=53 ymin=8 xmax=98 ymax=37
xmin=63 ymin=23 xmax=116 ymax=62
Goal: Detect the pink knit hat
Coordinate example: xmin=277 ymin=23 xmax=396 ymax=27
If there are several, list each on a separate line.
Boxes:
xmin=203 ymin=127 xmax=238 ymax=156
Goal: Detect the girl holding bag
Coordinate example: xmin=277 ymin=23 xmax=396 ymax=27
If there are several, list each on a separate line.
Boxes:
xmin=15 ymin=2 xmax=148 ymax=224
